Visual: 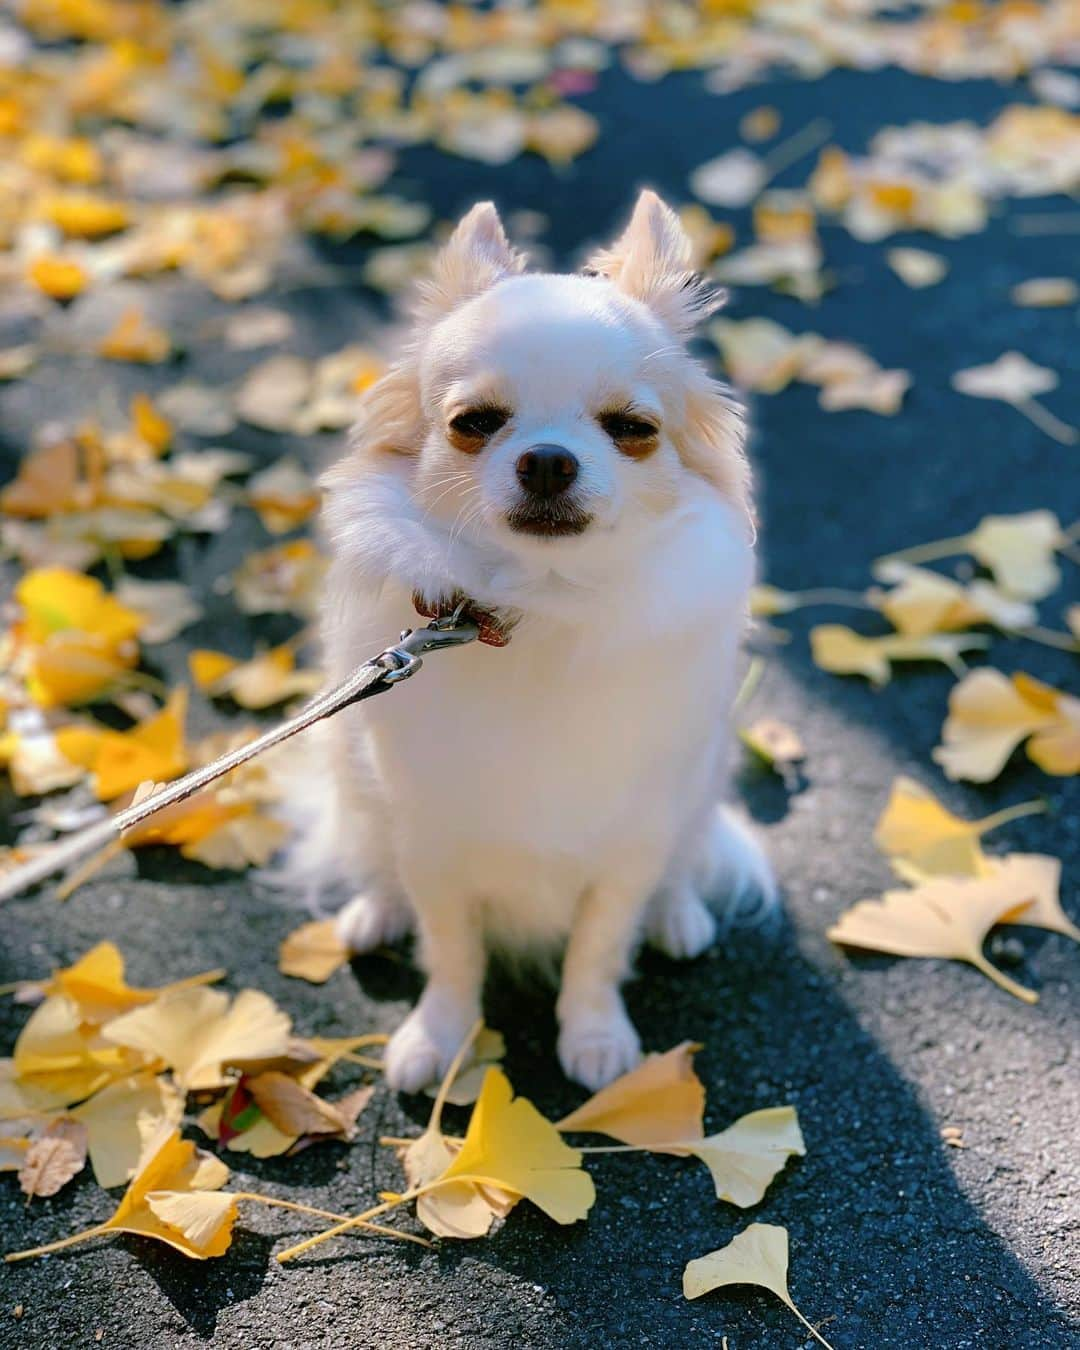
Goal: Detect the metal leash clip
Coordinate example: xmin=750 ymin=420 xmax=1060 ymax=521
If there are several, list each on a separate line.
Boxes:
xmin=374 ymin=601 xmax=478 ymax=684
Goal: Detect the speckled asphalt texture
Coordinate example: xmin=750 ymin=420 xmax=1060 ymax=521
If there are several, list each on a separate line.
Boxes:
xmin=2 ymin=65 xmax=1079 ymax=1350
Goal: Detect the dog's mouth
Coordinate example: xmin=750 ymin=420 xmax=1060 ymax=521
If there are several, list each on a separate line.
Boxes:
xmin=504 ymin=501 xmax=593 ymax=539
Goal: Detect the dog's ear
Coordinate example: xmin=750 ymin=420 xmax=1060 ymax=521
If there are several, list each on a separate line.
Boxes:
xmin=672 ymin=365 xmax=754 ymax=534
xmin=414 ymin=201 xmax=525 ymax=321
xmin=585 ymin=189 xmax=721 ymax=338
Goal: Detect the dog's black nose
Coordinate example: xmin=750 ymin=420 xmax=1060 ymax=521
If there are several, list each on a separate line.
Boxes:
xmin=515 ymin=445 xmax=579 ymax=498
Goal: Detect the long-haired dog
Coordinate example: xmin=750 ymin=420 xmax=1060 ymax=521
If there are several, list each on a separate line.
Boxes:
xmin=313 ymin=190 xmax=775 ymax=1092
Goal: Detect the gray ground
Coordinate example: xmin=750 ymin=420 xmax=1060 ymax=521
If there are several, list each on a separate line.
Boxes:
xmin=2 ymin=64 xmax=1079 ymax=1350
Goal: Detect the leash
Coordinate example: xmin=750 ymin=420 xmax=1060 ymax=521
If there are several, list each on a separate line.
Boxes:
xmin=0 ymin=606 xmax=484 ymax=904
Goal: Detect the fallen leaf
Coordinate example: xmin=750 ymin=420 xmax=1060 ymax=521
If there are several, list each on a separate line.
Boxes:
xmin=39 ymin=941 xmax=224 ymax=1024
xmin=56 ymin=689 xmax=188 ymax=801
xmin=933 ymin=668 xmax=1079 ymax=782
xmin=965 ymin=512 xmax=1065 ymax=601
xmin=19 ymin=1119 xmax=88 ymax=1199
xmin=246 ymin=459 xmax=320 ymax=534
xmin=827 ymin=860 xmax=1045 ymax=1002
xmin=875 ymin=561 xmax=1036 ymax=637
xmin=690 ymin=148 xmax=766 ymax=207
xmin=740 ymin=718 xmax=805 ymax=777
xmin=1011 ymin=278 xmax=1077 ymax=308
xmin=245 ymin=1072 xmax=368 ymax=1140
xmin=810 ymin=625 xmax=988 ymax=685
xmin=98 ymin=308 xmax=171 ymax=364
xmin=278 ymin=919 xmax=349 ymax=984
xmin=679 ymin=1106 xmax=804 ymax=1206
xmin=113 ymin=579 xmax=202 ymax=644
xmin=817 ymin=368 xmax=910 ymax=415
xmin=28 ymin=256 xmax=88 ymax=300
xmin=71 ymin=1072 xmax=184 ymax=1187
xmin=437 ymin=1068 xmax=594 ymax=1225
xmin=103 ymin=986 xmax=293 ymax=1092
xmin=14 ymin=995 xmax=146 ymax=1104
xmin=874 ymin=777 xmax=1045 ymax=879
xmin=710 ymin=319 xmax=820 ymax=394
xmin=0 ymin=345 xmax=39 ymax=380
xmin=41 ymin=193 xmax=129 ymax=238
xmin=684 ymin=1223 xmax=836 ymax=1349
xmin=886 ymin=247 xmax=948 ymax=288
xmin=232 ymin=540 xmax=326 ymax=617
xmin=423 ymin=1027 xmax=506 ymax=1108
xmin=189 ymin=645 xmax=321 ymax=709
xmin=144 ymin=1190 xmax=239 ymax=1254
xmin=952 ymin=353 xmax=1077 ymax=445
xmin=222 ymin=308 xmax=295 ymax=350
xmin=234 ymin=355 xmax=311 ymax=431
xmin=556 ymin=1042 xmax=705 ymax=1152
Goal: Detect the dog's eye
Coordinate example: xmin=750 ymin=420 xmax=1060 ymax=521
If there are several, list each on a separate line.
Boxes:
xmin=599 ymin=411 xmax=660 ymax=453
xmin=448 ymin=407 xmax=510 ymax=446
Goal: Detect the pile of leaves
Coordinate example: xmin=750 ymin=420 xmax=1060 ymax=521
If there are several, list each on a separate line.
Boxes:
xmin=2 ymin=945 xmax=834 ymax=1345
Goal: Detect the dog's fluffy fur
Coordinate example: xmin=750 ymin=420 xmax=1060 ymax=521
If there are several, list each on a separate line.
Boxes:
xmin=312 ymin=191 xmax=775 ymax=1092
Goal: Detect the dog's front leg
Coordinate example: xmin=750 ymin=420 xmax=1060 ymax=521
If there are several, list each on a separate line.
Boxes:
xmin=556 ymin=865 xmax=655 ymax=1091
xmin=382 ymin=864 xmax=486 ymax=1093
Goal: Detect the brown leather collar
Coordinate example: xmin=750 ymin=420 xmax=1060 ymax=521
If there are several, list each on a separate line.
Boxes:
xmin=411 ymin=590 xmax=516 ymax=647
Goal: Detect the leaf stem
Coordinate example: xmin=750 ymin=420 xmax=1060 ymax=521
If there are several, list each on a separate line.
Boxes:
xmin=5 ymin=1221 xmax=112 ymax=1263
xmin=790 ymin=588 xmax=876 ymax=609
xmin=1015 ymin=625 xmax=1080 ymax=653
xmin=233 ymin=1193 xmax=432 ymax=1249
xmin=762 ymin=118 xmax=833 ymax=182
xmin=873 ymin=534 xmax=974 ymax=571
xmin=789 ymin=1301 xmax=838 ymax=1350
xmin=1013 ymin=397 xmax=1079 ymax=445
xmin=969 ymin=952 xmax=1039 ymax=1004
xmin=976 ymin=799 xmax=1047 ymax=836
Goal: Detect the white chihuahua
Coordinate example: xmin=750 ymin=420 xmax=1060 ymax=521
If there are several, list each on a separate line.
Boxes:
xmin=315 ymin=190 xmax=775 ymax=1094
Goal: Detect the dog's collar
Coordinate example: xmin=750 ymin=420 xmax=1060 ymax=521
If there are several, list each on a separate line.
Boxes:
xmin=412 ymin=590 xmax=516 ymax=647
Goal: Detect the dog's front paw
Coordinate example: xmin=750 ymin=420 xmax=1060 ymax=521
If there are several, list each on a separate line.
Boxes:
xmin=558 ymin=1012 xmax=641 ymax=1092
xmin=334 ymin=890 xmax=412 ymax=954
xmin=646 ymin=885 xmax=717 ymax=960
xmin=384 ymin=1003 xmax=471 ymax=1094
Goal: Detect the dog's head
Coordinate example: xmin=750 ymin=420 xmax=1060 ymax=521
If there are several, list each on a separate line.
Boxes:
xmin=332 ymin=191 xmax=751 ymax=589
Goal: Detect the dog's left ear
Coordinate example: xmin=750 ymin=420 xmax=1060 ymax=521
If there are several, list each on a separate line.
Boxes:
xmin=584 ymin=189 xmax=721 ymax=338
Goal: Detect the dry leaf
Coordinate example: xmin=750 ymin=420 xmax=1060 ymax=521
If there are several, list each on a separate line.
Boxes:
xmin=424 ymin=1027 xmax=506 ymax=1108
xmin=684 ymin=1224 xmax=836 ymax=1349
xmin=740 ymin=718 xmax=805 ymax=777
xmin=71 ymin=1072 xmax=184 ymax=1187
xmin=19 ymin=1118 xmax=88 ymax=1199
xmin=246 ymin=459 xmax=320 ymax=534
xmin=679 ymin=1106 xmax=804 ymax=1206
xmin=952 ymin=353 xmax=1077 ymax=445
xmin=827 ymin=860 xmax=1046 ymax=1002
xmin=234 ymin=356 xmax=312 ymax=431
xmin=113 ymin=579 xmax=202 ymax=644
xmin=886 ymin=247 xmax=948 ymax=288
xmin=278 ymin=919 xmax=350 ymax=984
xmin=933 ymin=668 xmax=1079 ymax=782
xmin=690 ymin=149 xmax=766 ymax=207
xmin=189 ymin=645 xmax=321 ymax=709
xmin=245 ymin=1072 xmax=357 ymax=1138
xmin=40 ymin=940 xmax=224 ymax=1024
xmin=14 ymin=994 xmax=146 ymax=1105
xmin=103 ymin=987 xmax=292 ymax=1092
xmin=817 ymin=368 xmax=910 ymax=415
xmin=98 ymin=308 xmax=171 ymax=364
xmin=56 ymin=689 xmax=188 ymax=801
xmin=556 ymin=1042 xmax=705 ymax=1152
xmin=1011 ymin=278 xmax=1077 ymax=308
xmin=810 ymin=625 xmax=988 ymax=685
xmin=437 ymin=1068 xmax=594 ymax=1225
xmin=875 ymin=562 xmax=1036 ymax=637
xmin=874 ymin=777 xmax=1044 ymax=879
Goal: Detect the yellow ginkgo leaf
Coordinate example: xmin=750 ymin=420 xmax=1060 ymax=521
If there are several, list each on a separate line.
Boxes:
xmin=684 ymin=1223 xmax=836 ymax=1350
xmin=71 ymin=1071 xmax=184 ymax=1188
xmin=56 ymin=689 xmax=189 ymax=800
xmin=13 ymin=995 xmax=148 ymax=1104
xmin=556 ymin=1042 xmax=705 ymax=1152
xmin=40 ymin=192 xmax=129 ymax=238
xmin=28 ymin=254 xmax=89 ymax=300
xmin=129 ymin=393 xmax=172 ymax=455
xmin=145 ymin=1190 xmax=239 ymax=1254
xmin=423 ymin=1027 xmax=506 ymax=1108
xmin=438 ymin=1068 xmax=594 ymax=1225
xmin=15 ymin=567 xmax=143 ymax=648
xmin=873 ymin=777 xmax=1045 ymax=878
xmin=278 ymin=919 xmax=350 ymax=984
xmin=39 ymin=941 xmax=224 ymax=1023
xmin=932 ymin=668 xmax=1075 ymax=782
xmin=740 ymin=718 xmax=805 ymax=776
xmin=246 ymin=458 xmax=321 ymax=534
xmin=98 ymin=308 xmax=171 ymax=364
xmin=189 ymin=646 xmax=321 ymax=709
xmin=874 ymin=562 xmax=1036 ymax=637
xmin=678 ymin=1106 xmax=804 ymax=1206
xmin=827 ymin=859 xmax=1046 ymax=1002
xmin=810 ymin=625 xmax=987 ymax=686
xmin=875 ymin=511 xmax=1065 ymax=602
xmin=6 ymin=1124 xmax=234 ymax=1264
xmin=102 ymin=986 xmax=293 ymax=1092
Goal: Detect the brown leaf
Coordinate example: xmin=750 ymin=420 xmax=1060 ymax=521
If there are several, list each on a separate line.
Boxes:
xmin=19 ymin=1118 xmax=88 ymax=1199
xmin=246 ymin=1071 xmax=349 ymax=1137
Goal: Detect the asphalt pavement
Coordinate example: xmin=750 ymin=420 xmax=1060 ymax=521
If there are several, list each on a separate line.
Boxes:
xmin=2 ymin=63 xmax=1079 ymax=1350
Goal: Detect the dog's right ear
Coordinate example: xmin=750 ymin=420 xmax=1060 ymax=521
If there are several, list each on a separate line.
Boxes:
xmin=413 ymin=201 xmax=525 ymax=322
